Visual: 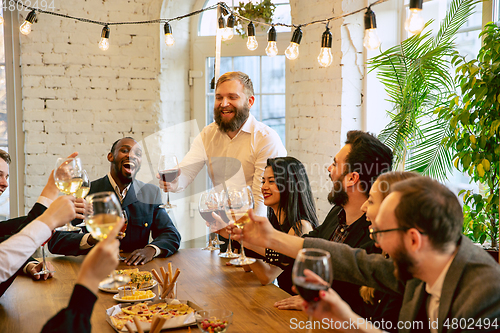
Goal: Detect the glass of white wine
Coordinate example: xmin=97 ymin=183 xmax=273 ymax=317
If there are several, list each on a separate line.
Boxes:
xmin=54 ymin=157 xmax=83 ymax=232
xmin=224 ymin=186 xmax=256 ymax=265
xmin=85 ymin=191 xmax=130 ymax=289
xmin=75 ymin=169 xmax=90 ymax=199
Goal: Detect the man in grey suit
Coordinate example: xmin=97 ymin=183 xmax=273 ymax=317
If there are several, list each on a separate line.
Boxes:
xmin=230 ymin=177 xmax=500 ymax=333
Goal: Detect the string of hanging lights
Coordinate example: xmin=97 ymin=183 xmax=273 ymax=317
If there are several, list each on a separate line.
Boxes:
xmin=6 ymin=0 xmax=426 ymax=68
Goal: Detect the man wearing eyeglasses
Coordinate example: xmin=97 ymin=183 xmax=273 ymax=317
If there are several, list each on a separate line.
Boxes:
xmin=230 ymin=177 xmax=500 ymax=333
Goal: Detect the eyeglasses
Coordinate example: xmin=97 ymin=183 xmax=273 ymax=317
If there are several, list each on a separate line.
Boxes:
xmin=369 ymin=227 xmax=427 ymax=244
xmin=369 ymin=227 xmax=409 ymax=244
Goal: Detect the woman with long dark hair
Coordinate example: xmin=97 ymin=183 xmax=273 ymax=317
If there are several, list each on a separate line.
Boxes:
xmin=250 ymin=157 xmax=318 ymax=294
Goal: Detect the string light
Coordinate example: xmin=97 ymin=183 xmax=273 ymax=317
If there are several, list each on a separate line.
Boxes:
xmin=0 ymin=15 xmax=4 ymax=25
xmin=98 ymin=25 xmax=110 ymax=51
xmin=318 ymin=26 xmax=333 ymax=67
xmin=164 ymin=22 xmax=175 ymax=46
xmin=363 ymin=7 xmax=381 ymax=50
xmin=224 ymin=13 xmax=235 ymax=41
xmin=405 ymin=0 xmax=425 ymax=34
xmin=285 ymin=27 xmax=302 ymax=60
xmin=265 ymin=26 xmax=278 ymax=57
xmin=246 ymin=22 xmax=258 ymax=51
xmin=20 ymin=10 xmax=36 ymax=35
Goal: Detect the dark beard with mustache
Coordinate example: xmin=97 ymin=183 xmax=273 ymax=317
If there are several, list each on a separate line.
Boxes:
xmin=214 ymin=103 xmax=250 ymax=133
xmin=392 ymin=243 xmax=416 ymax=282
xmin=328 ymin=176 xmax=349 ymax=206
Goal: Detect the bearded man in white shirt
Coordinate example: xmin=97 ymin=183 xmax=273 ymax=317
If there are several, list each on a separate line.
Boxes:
xmin=158 ymin=71 xmax=287 ymax=217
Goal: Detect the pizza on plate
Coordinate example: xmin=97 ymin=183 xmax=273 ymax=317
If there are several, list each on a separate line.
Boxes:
xmin=110 ymin=301 xmax=195 ymax=330
xmin=115 ymin=269 xmax=154 ymax=289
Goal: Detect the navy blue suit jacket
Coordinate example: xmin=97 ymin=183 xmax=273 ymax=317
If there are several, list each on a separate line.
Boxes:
xmin=48 ymin=176 xmax=181 ymax=257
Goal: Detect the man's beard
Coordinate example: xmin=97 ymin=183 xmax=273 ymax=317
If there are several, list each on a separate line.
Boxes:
xmin=328 ymin=175 xmax=349 ymax=206
xmin=214 ymin=103 xmax=250 ymax=133
xmin=392 ymin=242 xmax=416 ymax=282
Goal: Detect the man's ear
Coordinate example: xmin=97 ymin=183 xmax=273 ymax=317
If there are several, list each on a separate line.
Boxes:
xmin=345 ymin=171 xmax=360 ymax=188
xmin=248 ymin=95 xmax=255 ymax=108
xmin=107 ymin=152 xmax=114 ymax=163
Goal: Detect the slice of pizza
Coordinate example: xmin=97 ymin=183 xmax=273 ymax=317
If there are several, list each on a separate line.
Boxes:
xmin=110 ymin=311 xmax=133 ymax=330
xmin=121 ymin=302 xmax=152 ymax=316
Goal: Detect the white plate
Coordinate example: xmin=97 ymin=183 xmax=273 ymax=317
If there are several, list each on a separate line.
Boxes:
xmin=75 ymin=222 xmax=86 ymax=228
xmin=99 ymin=280 xmax=158 ymax=293
xmin=113 ymin=292 xmax=156 ymax=303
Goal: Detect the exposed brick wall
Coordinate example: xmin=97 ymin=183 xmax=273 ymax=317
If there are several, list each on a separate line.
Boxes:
xmin=287 ymin=0 xmax=364 ymax=221
xmin=20 ymin=0 xmax=194 ymax=210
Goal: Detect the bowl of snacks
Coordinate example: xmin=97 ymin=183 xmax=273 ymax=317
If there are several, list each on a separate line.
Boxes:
xmin=195 ymin=309 xmax=232 ymax=333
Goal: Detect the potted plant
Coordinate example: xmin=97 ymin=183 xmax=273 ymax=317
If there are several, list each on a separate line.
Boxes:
xmin=367 ymin=0 xmax=476 ymax=180
xmin=438 ymin=22 xmax=500 ymax=252
xmin=235 ymin=0 xmax=275 ymax=38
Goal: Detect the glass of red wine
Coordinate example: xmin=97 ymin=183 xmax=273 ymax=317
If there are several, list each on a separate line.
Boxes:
xmin=158 ymin=153 xmax=180 ymax=209
xmin=292 ymin=248 xmax=332 ymax=314
xmin=199 ymin=189 xmax=220 ymax=251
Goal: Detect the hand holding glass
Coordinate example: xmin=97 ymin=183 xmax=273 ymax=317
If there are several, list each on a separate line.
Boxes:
xmin=54 ymin=157 xmax=83 ymax=231
xmin=292 ymin=249 xmax=333 ymax=305
xmin=85 ymin=191 xmax=130 ymax=288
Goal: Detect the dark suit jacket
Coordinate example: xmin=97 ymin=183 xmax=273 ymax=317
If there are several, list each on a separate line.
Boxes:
xmin=304 ymin=235 xmax=500 ymax=333
xmin=0 ymin=202 xmax=48 ymax=296
xmin=0 ymin=203 xmax=47 ymax=243
xmin=48 ymin=176 xmax=181 ymax=257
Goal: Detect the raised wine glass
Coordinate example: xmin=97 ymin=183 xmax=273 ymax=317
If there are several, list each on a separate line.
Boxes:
xmin=85 ymin=191 xmax=130 ymax=288
xmin=224 ymin=186 xmax=256 ymax=265
xmin=75 ymin=169 xmax=90 ymax=199
xmin=54 ymin=157 xmax=83 ymax=232
xmin=292 ymin=248 xmax=333 ymax=330
xmin=118 ymin=210 xmax=128 ymax=260
xmin=158 ymin=153 xmax=180 ymax=209
xmin=199 ymin=189 xmax=221 ymax=251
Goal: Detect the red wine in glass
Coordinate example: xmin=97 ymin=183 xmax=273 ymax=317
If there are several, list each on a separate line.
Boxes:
xmin=199 ymin=210 xmax=217 ymax=225
xmin=293 ymin=276 xmax=329 ymax=303
xmin=160 ymin=169 xmax=180 ymax=182
xmin=216 ymin=209 xmax=230 ymax=223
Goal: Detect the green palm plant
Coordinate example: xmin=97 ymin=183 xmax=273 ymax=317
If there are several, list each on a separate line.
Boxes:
xmin=367 ymin=0 xmax=477 ymax=179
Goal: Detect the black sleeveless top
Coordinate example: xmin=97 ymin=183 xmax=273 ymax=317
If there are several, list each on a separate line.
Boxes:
xmin=269 ymin=216 xmax=296 ymax=295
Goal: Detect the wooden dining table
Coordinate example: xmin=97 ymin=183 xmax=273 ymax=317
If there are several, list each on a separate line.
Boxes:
xmin=0 ymin=248 xmax=324 ymax=332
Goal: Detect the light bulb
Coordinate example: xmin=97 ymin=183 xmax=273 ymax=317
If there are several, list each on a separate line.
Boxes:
xmin=246 ymin=22 xmax=258 ymax=51
xmin=164 ymin=22 xmax=175 ymax=46
xmin=405 ymin=9 xmax=425 ymax=34
xmin=98 ymin=26 xmax=110 ymax=51
xmin=0 ymin=16 xmax=4 ymax=25
xmin=363 ymin=29 xmax=381 ymax=50
xmin=247 ymin=36 xmax=258 ymax=51
xmin=20 ymin=21 xmax=32 ymax=35
xmin=266 ymin=41 xmax=278 ymax=57
xmin=285 ymin=42 xmax=299 ymax=60
xmin=222 ymin=27 xmax=233 ymax=41
xmin=318 ymin=48 xmax=333 ymax=67
xmin=98 ymin=38 xmax=109 ymax=51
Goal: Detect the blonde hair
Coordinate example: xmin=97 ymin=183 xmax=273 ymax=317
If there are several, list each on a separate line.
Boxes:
xmin=216 ymin=71 xmax=254 ymax=97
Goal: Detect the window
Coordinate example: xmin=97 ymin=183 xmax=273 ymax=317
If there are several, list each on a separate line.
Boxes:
xmin=206 ymin=55 xmax=286 ymax=143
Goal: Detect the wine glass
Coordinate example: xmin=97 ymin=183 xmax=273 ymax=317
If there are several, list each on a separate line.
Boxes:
xmin=218 ymin=190 xmax=239 ymax=259
xmin=199 ymin=189 xmax=221 ymax=251
xmin=158 ymin=153 xmax=180 ymax=209
xmin=223 ymin=186 xmax=256 ymax=265
xmin=54 ymin=157 xmax=83 ymax=232
xmin=85 ymin=191 xmax=130 ymax=288
xmin=292 ymin=248 xmax=333 ymax=329
xmin=33 ymin=236 xmax=56 ymax=276
xmin=75 ymin=169 xmax=90 ymax=199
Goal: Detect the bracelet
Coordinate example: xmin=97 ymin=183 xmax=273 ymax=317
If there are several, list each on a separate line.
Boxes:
xmin=264 ymin=248 xmax=282 ymax=264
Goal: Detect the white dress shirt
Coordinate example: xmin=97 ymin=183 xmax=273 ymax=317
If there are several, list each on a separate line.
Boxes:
xmin=171 ymin=114 xmax=286 ymax=217
xmin=0 ymin=220 xmax=51 ymax=283
xmin=426 ymin=252 xmax=457 ymax=333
